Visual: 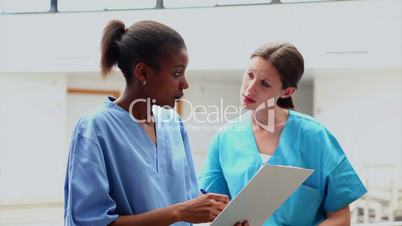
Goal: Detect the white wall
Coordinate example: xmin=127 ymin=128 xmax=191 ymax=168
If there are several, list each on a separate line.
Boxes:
xmin=0 ymin=0 xmax=401 ymax=72
xmin=0 ymin=74 xmax=66 ymax=225
xmin=0 ymin=74 xmax=67 ymax=204
xmin=313 ymin=69 xmax=402 ymax=184
xmin=0 ymin=73 xmax=125 ymax=225
xmin=292 ymin=79 xmax=314 ymax=116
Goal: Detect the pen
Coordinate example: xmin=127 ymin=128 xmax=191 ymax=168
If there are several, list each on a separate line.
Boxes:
xmin=200 ymin=188 xmax=208 ymax=194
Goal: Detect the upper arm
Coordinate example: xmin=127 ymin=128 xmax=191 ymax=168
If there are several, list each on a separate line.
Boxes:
xmin=64 ymin=135 xmax=118 ymax=226
xmin=198 ymin=134 xmax=231 ymax=198
xmin=322 ymin=130 xmax=367 ymax=212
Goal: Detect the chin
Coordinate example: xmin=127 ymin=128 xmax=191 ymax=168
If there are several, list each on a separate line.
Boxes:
xmin=161 ymin=103 xmax=175 ymax=109
xmin=241 ymin=102 xmax=256 ymax=110
xmin=243 ymin=106 xmax=256 ymax=111
xmin=166 ymin=100 xmax=176 ymax=109
xmin=153 ymin=100 xmax=172 ymax=109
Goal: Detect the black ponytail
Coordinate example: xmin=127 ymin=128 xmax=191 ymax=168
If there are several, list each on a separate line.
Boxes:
xmin=100 ymin=20 xmax=126 ymax=77
xmin=277 ymin=97 xmax=295 ymax=109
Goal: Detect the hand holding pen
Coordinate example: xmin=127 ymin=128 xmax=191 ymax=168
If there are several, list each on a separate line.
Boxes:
xmin=200 ymin=189 xmax=249 ymax=226
xmin=172 ymin=188 xmax=229 ymax=223
xmin=200 ymin=188 xmax=209 ymax=195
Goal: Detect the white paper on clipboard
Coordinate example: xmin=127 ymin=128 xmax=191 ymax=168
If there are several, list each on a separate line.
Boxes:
xmin=210 ymin=164 xmax=314 ymax=226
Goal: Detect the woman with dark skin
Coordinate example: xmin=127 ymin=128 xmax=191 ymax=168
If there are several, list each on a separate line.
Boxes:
xmin=64 ymin=20 xmax=250 ymax=226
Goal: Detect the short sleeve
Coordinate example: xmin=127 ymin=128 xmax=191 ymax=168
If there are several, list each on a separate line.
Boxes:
xmin=64 ymin=134 xmax=118 ymax=226
xmin=198 ymin=134 xmax=231 ymax=198
xmin=322 ymin=130 xmax=367 ymax=212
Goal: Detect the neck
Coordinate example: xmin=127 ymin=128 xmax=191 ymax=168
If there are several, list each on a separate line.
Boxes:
xmin=114 ymin=84 xmax=153 ymax=122
xmin=251 ymin=106 xmax=288 ymax=132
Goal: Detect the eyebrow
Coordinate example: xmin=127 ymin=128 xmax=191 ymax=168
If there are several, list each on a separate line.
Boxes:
xmin=248 ymin=68 xmax=273 ymax=83
xmin=262 ymin=76 xmax=272 ymax=83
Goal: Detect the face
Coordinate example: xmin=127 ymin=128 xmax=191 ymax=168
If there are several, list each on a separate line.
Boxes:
xmin=240 ymin=57 xmax=292 ymax=110
xmin=145 ymin=47 xmax=189 ymax=108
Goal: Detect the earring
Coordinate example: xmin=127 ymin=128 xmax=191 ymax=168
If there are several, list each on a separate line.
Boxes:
xmin=143 ymin=80 xmax=146 ymax=86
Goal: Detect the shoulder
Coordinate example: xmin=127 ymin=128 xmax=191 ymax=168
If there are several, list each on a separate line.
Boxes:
xmin=288 ymin=110 xmax=340 ymax=147
xmin=68 ymin=106 xmax=114 ymax=164
xmin=289 ymin=110 xmax=346 ymax=171
xmin=73 ymin=105 xmax=112 ymax=141
xmin=289 ymin=110 xmax=327 ymax=135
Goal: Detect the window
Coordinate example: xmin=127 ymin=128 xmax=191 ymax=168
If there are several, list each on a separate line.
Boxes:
xmin=163 ymin=0 xmax=216 ymax=8
xmin=2 ymin=0 xmax=50 ymax=13
xmin=58 ymin=0 xmax=105 ymax=12
xmin=281 ymin=0 xmax=332 ymax=3
xmin=105 ymin=0 xmax=156 ymax=10
xmin=216 ymin=0 xmax=271 ymax=6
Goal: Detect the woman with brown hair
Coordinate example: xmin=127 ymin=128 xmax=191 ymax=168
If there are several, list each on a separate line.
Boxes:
xmin=199 ymin=42 xmax=367 ymax=226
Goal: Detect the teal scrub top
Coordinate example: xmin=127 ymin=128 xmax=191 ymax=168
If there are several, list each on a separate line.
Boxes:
xmin=199 ymin=110 xmax=367 ymax=226
xmin=64 ymin=97 xmax=198 ymax=226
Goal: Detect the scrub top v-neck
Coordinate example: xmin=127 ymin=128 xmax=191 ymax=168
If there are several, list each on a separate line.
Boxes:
xmin=199 ymin=110 xmax=367 ymax=226
xmin=65 ymin=97 xmax=198 ymax=226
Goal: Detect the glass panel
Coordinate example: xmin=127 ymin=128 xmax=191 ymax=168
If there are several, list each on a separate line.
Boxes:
xmin=216 ymin=0 xmax=271 ymax=5
xmin=163 ymin=0 xmax=216 ymax=8
xmin=281 ymin=0 xmax=331 ymax=3
xmin=2 ymin=0 xmax=50 ymax=13
xmin=106 ymin=0 xmax=156 ymax=10
xmin=58 ymin=0 xmax=106 ymax=12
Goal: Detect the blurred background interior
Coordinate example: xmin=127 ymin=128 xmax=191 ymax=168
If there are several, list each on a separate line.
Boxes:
xmin=0 ymin=0 xmax=401 ymax=225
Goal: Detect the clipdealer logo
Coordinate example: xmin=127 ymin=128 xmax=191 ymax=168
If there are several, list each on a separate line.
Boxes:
xmin=253 ymin=97 xmax=276 ymax=133
xmin=127 ymin=97 xmax=276 ymax=133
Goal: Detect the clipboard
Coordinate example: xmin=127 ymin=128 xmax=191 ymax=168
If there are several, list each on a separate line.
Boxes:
xmin=210 ymin=164 xmax=314 ymax=226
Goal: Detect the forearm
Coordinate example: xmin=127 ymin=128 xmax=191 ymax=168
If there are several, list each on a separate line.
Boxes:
xmin=318 ymin=217 xmax=350 ymax=226
xmin=318 ymin=206 xmax=351 ymax=226
xmin=109 ymin=192 xmax=228 ymax=226
xmin=109 ymin=204 xmax=180 ymax=226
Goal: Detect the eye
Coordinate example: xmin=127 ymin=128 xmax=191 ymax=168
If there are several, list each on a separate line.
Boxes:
xmin=247 ymin=70 xmax=254 ymax=79
xmin=261 ymin=80 xmax=271 ymax=88
xmin=174 ymin=68 xmax=184 ymax=78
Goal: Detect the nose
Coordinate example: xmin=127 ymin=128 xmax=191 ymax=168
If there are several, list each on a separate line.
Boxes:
xmin=181 ymin=74 xmax=189 ymax=90
xmin=245 ymin=78 xmax=258 ymax=95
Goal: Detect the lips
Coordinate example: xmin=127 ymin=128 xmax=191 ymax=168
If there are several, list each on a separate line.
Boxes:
xmin=174 ymin=94 xmax=184 ymax=100
xmin=243 ymin=95 xmax=256 ymax=104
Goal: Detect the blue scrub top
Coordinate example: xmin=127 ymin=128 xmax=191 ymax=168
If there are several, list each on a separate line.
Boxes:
xmin=199 ymin=110 xmax=367 ymax=226
xmin=64 ymin=97 xmax=198 ymax=226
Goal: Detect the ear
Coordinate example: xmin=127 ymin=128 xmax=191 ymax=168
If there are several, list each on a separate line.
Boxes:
xmin=281 ymin=87 xmax=296 ymax=98
xmin=133 ymin=63 xmax=148 ymax=83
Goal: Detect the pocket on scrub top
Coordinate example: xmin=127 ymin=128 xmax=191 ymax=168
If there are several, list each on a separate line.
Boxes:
xmin=275 ymin=184 xmax=323 ymax=226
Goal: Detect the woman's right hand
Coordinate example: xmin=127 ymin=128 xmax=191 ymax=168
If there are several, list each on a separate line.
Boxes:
xmin=174 ymin=193 xmax=229 ymax=223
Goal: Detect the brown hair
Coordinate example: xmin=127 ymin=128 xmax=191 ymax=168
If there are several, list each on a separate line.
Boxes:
xmin=100 ymin=20 xmax=186 ymax=84
xmin=251 ymin=42 xmax=304 ymax=109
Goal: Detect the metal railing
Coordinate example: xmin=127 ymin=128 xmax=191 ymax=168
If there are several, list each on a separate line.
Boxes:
xmin=1 ymin=0 xmax=362 ymax=15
